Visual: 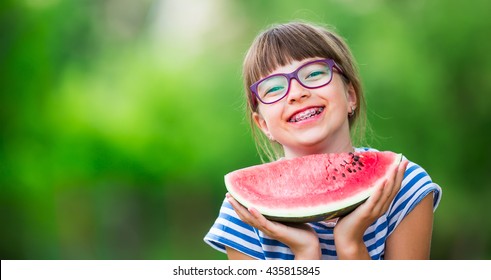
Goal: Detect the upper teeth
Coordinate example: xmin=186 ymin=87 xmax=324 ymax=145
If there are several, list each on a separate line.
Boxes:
xmin=290 ymin=107 xmax=324 ymax=122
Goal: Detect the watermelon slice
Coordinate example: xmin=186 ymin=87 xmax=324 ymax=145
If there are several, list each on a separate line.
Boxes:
xmin=225 ymin=151 xmax=402 ymax=223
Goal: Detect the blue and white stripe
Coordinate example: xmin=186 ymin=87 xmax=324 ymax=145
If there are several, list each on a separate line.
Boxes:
xmin=204 ymin=148 xmax=442 ymax=260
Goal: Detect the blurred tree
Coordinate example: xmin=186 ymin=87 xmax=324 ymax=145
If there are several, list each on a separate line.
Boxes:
xmin=1 ymin=0 xmax=490 ymax=260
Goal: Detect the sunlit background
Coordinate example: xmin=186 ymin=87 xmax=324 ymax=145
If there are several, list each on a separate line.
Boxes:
xmin=1 ymin=0 xmax=490 ymax=260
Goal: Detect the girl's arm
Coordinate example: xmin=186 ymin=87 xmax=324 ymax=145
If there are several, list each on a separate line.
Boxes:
xmin=226 ymin=194 xmax=321 ymax=260
xmin=384 ymin=194 xmax=434 ymax=259
xmin=226 ymin=247 xmax=256 ymax=260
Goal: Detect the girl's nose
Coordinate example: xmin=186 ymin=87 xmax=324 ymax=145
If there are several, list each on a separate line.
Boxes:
xmin=287 ymin=79 xmax=311 ymax=104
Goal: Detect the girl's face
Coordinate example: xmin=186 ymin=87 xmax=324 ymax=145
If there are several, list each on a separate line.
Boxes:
xmin=253 ymin=57 xmax=357 ymax=159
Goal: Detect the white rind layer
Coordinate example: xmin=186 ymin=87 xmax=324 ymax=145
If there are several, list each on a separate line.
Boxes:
xmin=225 ymin=153 xmax=402 ymax=220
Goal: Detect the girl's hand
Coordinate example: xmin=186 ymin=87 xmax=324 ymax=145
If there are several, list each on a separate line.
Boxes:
xmin=334 ymin=159 xmax=409 ymax=259
xmin=226 ymin=193 xmax=321 ymax=259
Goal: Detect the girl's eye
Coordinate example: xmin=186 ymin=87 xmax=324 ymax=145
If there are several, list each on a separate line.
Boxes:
xmin=306 ymin=70 xmax=327 ymax=79
xmin=265 ymin=86 xmax=285 ymax=95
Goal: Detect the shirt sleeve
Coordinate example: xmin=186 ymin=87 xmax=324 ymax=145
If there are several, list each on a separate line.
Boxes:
xmin=203 ymin=198 xmax=266 ymax=259
xmin=386 ymin=158 xmax=442 ymax=235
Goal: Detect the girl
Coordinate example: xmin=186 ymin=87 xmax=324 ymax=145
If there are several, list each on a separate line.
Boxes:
xmin=204 ymin=21 xmax=442 ymax=260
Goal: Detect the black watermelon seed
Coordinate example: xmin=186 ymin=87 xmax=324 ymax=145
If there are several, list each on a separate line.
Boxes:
xmin=332 ymin=176 xmax=336 ymax=180
xmin=358 ymin=167 xmax=362 ymax=170
xmin=359 ymin=162 xmax=364 ymax=167
xmin=342 ymin=173 xmax=346 ymax=177
xmin=354 ymin=155 xmax=360 ymax=161
xmin=347 ymin=168 xmax=352 ymax=173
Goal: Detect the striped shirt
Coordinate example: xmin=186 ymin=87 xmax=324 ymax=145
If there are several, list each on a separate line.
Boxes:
xmin=203 ymin=148 xmax=442 ymax=260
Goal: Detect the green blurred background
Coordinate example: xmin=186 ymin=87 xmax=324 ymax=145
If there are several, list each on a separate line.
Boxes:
xmin=1 ymin=0 xmax=490 ymax=260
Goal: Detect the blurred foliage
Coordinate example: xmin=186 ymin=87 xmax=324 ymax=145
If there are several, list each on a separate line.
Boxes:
xmin=1 ymin=0 xmax=490 ymax=259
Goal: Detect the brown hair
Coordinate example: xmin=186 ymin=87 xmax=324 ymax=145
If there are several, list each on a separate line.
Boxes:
xmin=243 ymin=21 xmax=368 ymax=162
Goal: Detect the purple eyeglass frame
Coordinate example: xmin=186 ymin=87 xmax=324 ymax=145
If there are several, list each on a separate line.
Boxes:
xmin=250 ymin=58 xmax=345 ymax=105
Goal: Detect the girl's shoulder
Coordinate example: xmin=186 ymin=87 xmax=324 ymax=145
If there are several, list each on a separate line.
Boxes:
xmin=355 ymin=146 xmax=442 ymax=211
xmin=355 ymin=147 xmax=442 ymax=237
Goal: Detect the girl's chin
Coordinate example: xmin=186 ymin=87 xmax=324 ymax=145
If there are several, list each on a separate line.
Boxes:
xmin=279 ymin=126 xmax=350 ymax=155
xmin=281 ymin=135 xmax=329 ymax=152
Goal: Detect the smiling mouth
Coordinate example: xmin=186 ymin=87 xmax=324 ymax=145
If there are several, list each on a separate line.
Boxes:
xmin=288 ymin=107 xmax=325 ymax=123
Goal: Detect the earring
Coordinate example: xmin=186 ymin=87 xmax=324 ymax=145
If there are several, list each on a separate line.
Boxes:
xmin=348 ymin=106 xmax=356 ymax=118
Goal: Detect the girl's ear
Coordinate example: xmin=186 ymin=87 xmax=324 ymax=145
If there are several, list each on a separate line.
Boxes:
xmin=252 ymin=111 xmax=273 ymax=141
xmin=346 ymin=82 xmax=357 ymax=109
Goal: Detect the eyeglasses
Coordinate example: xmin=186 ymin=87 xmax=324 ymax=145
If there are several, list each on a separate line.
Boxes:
xmin=250 ymin=59 xmax=344 ymax=105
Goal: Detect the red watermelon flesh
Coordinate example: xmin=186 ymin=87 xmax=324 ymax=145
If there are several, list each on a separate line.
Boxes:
xmin=225 ymin=151 xmax=402 ymax=222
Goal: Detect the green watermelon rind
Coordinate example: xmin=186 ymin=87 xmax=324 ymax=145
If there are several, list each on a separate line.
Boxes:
xmin=225 ymin=152 xmax=403 ymax=223
xmin=263 ymin=198 xmax=367 ymax=223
